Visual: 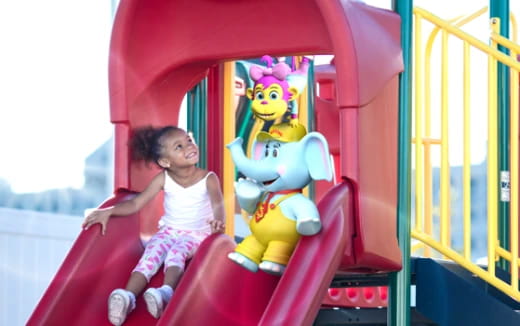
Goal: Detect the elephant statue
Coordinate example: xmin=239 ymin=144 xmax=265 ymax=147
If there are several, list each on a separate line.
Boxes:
xmin=226 ymin=122 xmax=333 ymax=275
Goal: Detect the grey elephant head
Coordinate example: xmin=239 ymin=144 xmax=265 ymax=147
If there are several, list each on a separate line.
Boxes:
xmin=226 ymin=123 xmax=333 ymax=192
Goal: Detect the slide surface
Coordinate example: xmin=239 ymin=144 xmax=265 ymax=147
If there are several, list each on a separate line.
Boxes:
xmin=28 ymin=182 xmax=352 ymax=326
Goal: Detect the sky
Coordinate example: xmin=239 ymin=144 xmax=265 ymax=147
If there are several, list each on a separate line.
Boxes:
xmin=0 ymin=0 xmax=516 ymax=194
xmin=0 ymin=1 xmax=114 ymax=193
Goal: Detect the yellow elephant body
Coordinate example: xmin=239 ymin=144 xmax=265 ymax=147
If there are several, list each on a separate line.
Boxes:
xmin=234 ymin=191 xmax=301 ymax=265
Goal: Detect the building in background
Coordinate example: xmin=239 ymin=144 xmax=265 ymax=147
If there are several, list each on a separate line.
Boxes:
xmin=411 ymin=161 xmax=488 ymax=261
xmin=0 ymin=137 xmax=114 ymax=216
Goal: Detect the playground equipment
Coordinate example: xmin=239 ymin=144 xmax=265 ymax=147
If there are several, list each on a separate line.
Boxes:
xmin=28 ymin=1 xmax=402 ymax=325
xmin=28 ymin=0 xmax=520 ymax=325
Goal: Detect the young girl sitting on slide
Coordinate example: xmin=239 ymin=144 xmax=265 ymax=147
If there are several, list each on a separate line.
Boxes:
xmin=82 ymin=126 xmax=226 ymax=325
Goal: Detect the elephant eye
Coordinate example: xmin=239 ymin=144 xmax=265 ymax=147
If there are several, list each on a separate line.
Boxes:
xmin=264 ymin=148 xmax=269 ymax=157
xmin=273 ymin=148 xmax=278 ymax=157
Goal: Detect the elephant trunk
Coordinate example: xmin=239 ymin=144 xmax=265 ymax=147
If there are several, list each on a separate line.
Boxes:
xmin=227 ymin=138 xmax=270 ymax=182
xmin=226 ymin=138 xmax=249 ymax=169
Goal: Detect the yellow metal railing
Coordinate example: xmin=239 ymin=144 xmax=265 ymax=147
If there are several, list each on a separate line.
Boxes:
xmin=412 ymin=7 xmax=520 ymax=301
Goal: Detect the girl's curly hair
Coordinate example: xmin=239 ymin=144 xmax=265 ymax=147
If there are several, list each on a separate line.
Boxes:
xmin=129 ymin=125 xmax=181 ymax=165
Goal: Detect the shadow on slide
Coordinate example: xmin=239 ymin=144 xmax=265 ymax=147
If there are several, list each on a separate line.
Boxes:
xmin=28 ymin=182 xmax=353 ymax=326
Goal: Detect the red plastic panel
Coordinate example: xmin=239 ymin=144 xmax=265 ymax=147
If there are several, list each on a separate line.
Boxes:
xmin=349 ymin=78 xmax=401 ymax=272
xmin=324 ymin=1 xmax=403 ymax=108
xmin=109 ymin=0 xmax=403 ymax=192
xmin=323 ymin=286 xmax=388 ymax=308
xmin=315 ymin=63 xmax=402 ymax=272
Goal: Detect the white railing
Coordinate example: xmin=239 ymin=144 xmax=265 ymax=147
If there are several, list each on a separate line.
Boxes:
xmin=0 ymin=208 xmax=82 ymax=326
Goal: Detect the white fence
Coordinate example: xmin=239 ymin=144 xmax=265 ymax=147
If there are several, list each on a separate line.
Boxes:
xmin=0 ymin=208 xmax=82 ymax=326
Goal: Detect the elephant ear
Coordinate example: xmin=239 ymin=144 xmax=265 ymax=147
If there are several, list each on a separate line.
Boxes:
xmin=251 ymin=140 xmax=266 ymax=160
xmin=303 ymin=132 xmax=333 ymax=181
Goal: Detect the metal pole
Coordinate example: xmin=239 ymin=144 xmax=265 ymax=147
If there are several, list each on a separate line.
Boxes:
xmin=187 ymin=79 xmax=208 ymax=169
xmin=389 ymin=0 xmax=413 ymax=325
xmin=490 ymin=0 xmax=510 ymax=271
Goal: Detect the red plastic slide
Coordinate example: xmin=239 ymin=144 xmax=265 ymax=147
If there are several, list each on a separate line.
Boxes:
xmin=28 ymin=182 xmax=353 ymax=326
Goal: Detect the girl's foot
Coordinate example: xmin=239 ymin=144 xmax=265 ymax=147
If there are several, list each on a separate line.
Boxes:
xmin=143 ymin=286 xmax=172 ymax=319
xmin=108 ymin=289 xmax=135 ymax=325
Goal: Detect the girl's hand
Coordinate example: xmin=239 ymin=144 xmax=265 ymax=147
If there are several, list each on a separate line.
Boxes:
xmin=207 ymin=219 xmax=225 ymax=234
xmin=82 ymin=208 xmax=112 ymax=235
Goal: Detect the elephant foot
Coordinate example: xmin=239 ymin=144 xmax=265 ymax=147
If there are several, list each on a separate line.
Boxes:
xmin=297 ymin=218 xmax=322 ymax=235
xmin=227 ymin=252 xmax=258 ymax=273
xmin=259 ymin=261 xmax=286 ymax=276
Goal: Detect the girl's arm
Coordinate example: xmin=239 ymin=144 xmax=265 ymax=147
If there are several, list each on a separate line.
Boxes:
xmin=82 ymin=172 xmax=165 ymax=235
xmin=206 ymin=172 xmax=226 ymax=233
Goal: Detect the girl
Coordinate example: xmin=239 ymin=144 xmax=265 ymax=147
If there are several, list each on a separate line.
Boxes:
xmin=82 ymin=126 xmax=225 ymax=325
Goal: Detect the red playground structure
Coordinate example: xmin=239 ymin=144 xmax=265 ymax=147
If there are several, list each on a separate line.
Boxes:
xmin=28 ymin=0 xmax=403 ymax=325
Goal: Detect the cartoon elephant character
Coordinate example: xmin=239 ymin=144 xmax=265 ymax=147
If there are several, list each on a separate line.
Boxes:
xmin=226 ymin=122 xmax=333 ymax=275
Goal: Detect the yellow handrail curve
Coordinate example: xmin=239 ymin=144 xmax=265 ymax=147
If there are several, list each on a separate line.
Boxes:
xmin=415 ymin=7 xmax=488 ymax=257
xmin=413 ymin=7 xmax=520 ymax=301
xmin=414 ymin=6 xmax=519 ymax=258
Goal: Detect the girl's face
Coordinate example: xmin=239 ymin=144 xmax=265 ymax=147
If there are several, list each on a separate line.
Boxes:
xmin=158 ymin=129 xmax=199 ymax=169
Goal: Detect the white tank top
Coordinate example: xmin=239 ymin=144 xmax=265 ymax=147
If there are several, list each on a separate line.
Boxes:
xmin=158 ymin=171 xmax=214 ymax=232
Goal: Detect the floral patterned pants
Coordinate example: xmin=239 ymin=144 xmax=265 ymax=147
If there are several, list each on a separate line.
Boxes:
xmin=133 ymin=226 xmax=210 ymax=282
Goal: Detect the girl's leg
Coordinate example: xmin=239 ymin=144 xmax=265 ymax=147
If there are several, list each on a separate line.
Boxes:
xmin=132 ymin=227 xmax=174 ymax=285
xmin=163 ymin=265 xmax=183 ymax=290
xmin=125 ymin=271 xmax=148 ymax=296
xmin=144 ymin=231 xmax=207 ymax=319
xmin=108 ymin=228 xmax=173 ymax=325
xmin=163 ymin=230 xmax=209 ymax=273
